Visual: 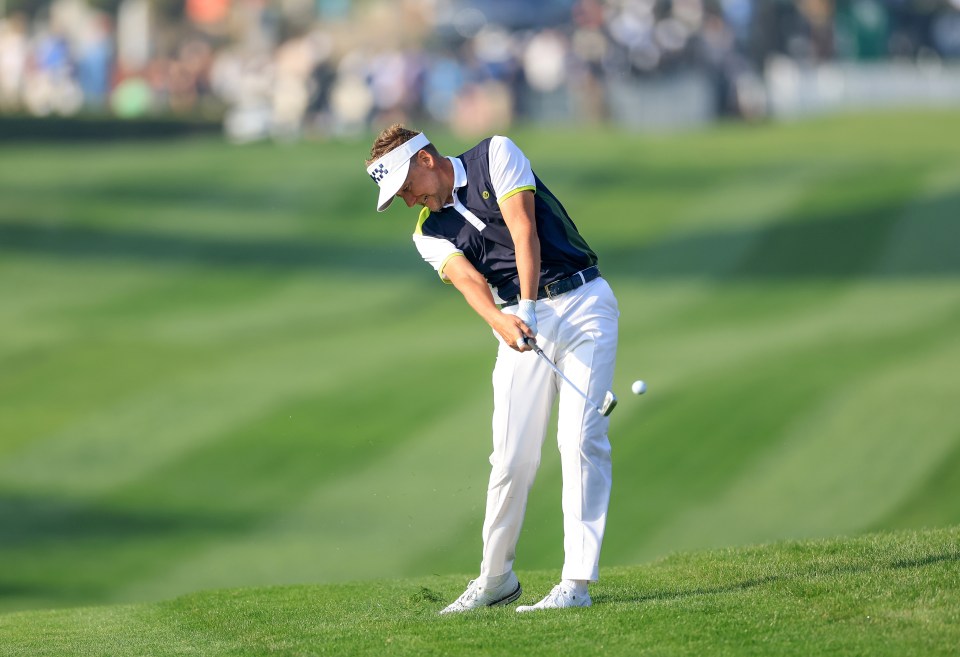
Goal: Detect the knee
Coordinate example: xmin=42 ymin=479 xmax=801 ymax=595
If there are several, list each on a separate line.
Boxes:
xmin=581 ymin=435 xmax=611 ymax=466
xmin=488 ymin=456 xmax=540 ymax=488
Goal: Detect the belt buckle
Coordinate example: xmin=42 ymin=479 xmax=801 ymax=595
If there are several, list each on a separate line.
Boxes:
xmin=543 ymin=279 xmax=562 ymax=299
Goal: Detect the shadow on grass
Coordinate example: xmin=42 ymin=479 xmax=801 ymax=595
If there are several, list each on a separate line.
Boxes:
xmin=0 ymin=583 xmax=63 ymax=598
xmin=0 ymin=492 xmax=244 ymax=548
xmin=3 ymin=187 xmax=957 ymax=281
xmin=0 ymin=493 xmax=250 ymax=612
xmin=603 ymin=190 xmax=960 ymax=281
xmin=0 ymin=222 xmax=411 ymax=273
xmin=890 ymin=552 xmax=960 ymax=570
xmin=598 ymin=575 xmax=782 ymax=605
xmin=597 ymin=550 xmax=960 ymax=605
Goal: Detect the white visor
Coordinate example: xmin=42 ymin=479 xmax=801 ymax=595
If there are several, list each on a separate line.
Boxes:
xmin=366 ymin=132 xmax=431 ymax=212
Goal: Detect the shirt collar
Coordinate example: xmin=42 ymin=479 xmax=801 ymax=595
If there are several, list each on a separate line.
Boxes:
xmin=445 ymin=156 xmax=467 ymax=207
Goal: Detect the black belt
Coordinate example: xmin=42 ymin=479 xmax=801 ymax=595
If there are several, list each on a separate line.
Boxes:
xmin=500 ymin=266 xmax=601 ymax=308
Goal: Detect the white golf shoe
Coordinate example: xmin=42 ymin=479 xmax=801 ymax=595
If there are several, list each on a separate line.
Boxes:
xmin=516 ymin=583 xmax=592 ymax=612
xmin=439 ymin=573 xmax=522 ymax=615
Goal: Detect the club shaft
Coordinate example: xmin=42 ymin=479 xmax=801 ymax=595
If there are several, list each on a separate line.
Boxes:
xmin=531 ymin=345 xmax=602 ymax=412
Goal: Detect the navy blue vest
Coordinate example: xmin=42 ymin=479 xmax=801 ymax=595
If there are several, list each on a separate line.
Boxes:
xmin=419 ymin=139 xmax=598 ymax=302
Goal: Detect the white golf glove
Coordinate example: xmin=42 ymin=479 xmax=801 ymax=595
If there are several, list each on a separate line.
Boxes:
xmin=515 ymin=299 xmax=538 ymax=340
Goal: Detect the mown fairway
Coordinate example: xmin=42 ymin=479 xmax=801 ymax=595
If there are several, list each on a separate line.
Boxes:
xmin=1 ymin=110 xmax=959 ymax=614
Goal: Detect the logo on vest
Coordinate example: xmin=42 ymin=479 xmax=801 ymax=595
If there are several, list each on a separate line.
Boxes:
xmin=482 ymin=190 xmax=490 ymax=199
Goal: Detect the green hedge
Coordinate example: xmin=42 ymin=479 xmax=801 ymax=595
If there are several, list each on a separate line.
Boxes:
xmin=0 ymin=115 xmax=222 ymax=141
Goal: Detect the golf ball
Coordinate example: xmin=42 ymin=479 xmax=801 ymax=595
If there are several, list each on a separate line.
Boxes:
xmin=632 ymin=380 xmax=647 ymax=395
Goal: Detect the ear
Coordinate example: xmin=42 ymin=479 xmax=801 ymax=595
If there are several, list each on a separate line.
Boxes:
xmin=417 ymin=149 xmax=435 ymax=168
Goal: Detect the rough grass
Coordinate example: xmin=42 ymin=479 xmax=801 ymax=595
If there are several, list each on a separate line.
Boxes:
xmin=1 ymin=527 xmax=958 ymax=656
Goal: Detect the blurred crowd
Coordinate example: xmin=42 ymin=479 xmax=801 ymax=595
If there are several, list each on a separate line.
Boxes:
xmin=1 ymin=0 xmax=960 ymax=139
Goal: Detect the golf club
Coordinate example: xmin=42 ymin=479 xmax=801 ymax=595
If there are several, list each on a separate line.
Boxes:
xmin=519 ymin=337 xmax=617 ymax=416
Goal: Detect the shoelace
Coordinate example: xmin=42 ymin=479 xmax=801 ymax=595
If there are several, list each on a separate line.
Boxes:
xmin=535 ymin=584 xmax=575 ymax=608
xmin=545 ymin=585 xmax=567 ymax=604
xmin=453 ymin=580 xmax=481 ymax=606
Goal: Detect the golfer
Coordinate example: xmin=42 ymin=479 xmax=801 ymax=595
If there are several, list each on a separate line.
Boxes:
xmin=365 ymin=125 xmax=619 ymax=613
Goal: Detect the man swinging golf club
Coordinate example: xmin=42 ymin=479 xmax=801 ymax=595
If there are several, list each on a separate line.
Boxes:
xmin=365 ymin=125 xmax=619 ymax=613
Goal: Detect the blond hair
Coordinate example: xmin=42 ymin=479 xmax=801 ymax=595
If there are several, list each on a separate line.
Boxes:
xmin=366 ymin=124 xmax=438 ymax=166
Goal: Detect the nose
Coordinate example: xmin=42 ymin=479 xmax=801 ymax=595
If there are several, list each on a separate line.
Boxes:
xmin=399 ymin=191 xmax=415 ymax=208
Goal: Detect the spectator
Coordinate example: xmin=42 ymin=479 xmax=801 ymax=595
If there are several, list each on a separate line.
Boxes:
xmin=1 ymin=0 xmax=959 ymax=134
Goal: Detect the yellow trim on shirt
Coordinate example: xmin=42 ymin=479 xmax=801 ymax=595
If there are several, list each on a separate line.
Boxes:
xmin=497 ymin=185 xmax=536 ymax=204
xmin=438 ymin=252 xmax=464 ymax=284
xmin=415 ymin=207 xmax=431 ymax=235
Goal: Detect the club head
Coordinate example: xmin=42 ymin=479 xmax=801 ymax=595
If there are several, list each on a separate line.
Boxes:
xmin=599 ymin=391 xmax=617 ymax=416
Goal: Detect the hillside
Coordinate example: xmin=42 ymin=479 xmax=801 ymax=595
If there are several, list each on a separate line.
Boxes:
xmin=1 ymin=527 xmax=958 ymax=656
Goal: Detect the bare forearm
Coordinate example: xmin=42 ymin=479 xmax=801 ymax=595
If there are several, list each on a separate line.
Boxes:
xmin=513 ymin=224 xmax=541 ymax=301
xmin=454 ymin=269 xmax=503 ymax=327
xmin=445 ymin=256 xmax=532 ymax=350
xmin=500 ymin=191 xmax=541 ymax=301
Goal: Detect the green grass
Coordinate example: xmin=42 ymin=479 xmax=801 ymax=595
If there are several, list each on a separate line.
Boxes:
xmin=1 ymin=110 xmax=959 ymax=618
xmin=1 ymin=526 xmax=958 ymax=656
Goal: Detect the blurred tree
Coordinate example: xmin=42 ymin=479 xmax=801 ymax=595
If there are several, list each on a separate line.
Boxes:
xmin=3 ymin=0 xmax=185 ymax=19
xmin=5 ymin=0 xmax=52 ymax=17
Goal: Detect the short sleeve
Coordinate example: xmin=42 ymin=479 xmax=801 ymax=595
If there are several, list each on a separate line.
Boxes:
xmin=413 ymin=209 xmax=463 ymax=283
xmin=489 ymin=136 xmax=536 ymax=204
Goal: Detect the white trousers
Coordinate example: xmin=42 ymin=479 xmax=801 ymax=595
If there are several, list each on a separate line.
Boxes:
xmin=480 ymin=277 xmax=619 ymax=584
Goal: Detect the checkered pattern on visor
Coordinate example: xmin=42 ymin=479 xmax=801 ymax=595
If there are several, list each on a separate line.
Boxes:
xmin=366 ymin=132 xmax=430 ymax=187
xmin=369 ymin=163 xmax=388 ymax=183
xmin=365 ymin=131 xmax=431 ymax=211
